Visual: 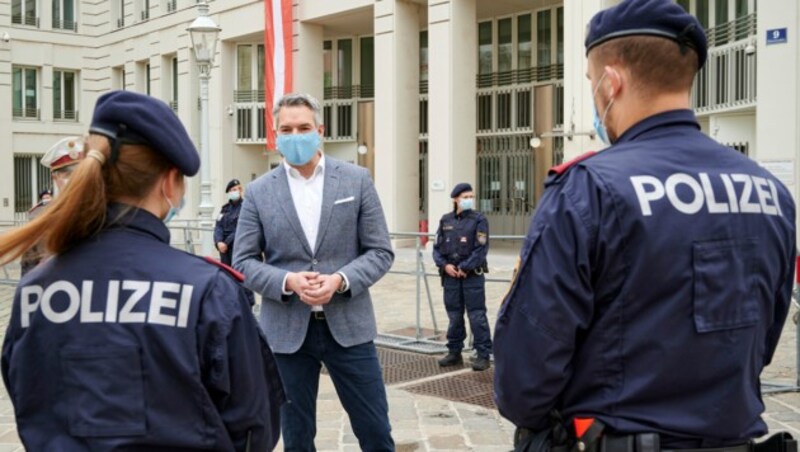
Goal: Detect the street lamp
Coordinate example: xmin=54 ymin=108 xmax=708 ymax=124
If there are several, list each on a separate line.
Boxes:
xmin=187 ymin=0 xmax=220 ymax=256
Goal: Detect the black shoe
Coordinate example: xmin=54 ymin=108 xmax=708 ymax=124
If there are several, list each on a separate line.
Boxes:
xmin=472 ymin=356 xmax=490 ymax=371
xmin=438 ymin=352 xmax=463 ymax=367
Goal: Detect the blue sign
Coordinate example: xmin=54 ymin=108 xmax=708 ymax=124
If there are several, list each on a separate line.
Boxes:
xmin=766 ymin=28 xmax=788 ymax=45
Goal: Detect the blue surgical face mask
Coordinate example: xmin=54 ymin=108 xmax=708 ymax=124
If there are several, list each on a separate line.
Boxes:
xmin=459 ymin=198 xmax=474 ymax=211
xmin=163 ymin=195 xmax=185 ymax=224
xmin=277 ymin=132 xmax=321 ymax=166
xmin=228 ymin=191 xmax=241 ymax=202
xmin=591 ymin=73 xmax=615 ymax=145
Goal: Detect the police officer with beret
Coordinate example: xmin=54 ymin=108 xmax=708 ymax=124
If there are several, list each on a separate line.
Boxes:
xmin=0 ymin=90 xmax=285 ymax=451
xmin=214 ymin=179 xmax=256 ymax=306
xmin=433 ymin=182 xmax=492 ymax=371
xmin=495 ymin=1 xmax=797 ymax=451
xmin=215 ymin=178 xmax=245 ymax=266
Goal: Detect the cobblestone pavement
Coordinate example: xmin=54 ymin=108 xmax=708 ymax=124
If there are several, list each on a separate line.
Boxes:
xmin=0 ymin=244 xmax=800 ymax=451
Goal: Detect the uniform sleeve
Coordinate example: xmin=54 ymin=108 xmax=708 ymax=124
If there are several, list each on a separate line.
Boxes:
xmin=493 ymin=174 xmax=596 ymax=431
xmin=213 ymin=206 xmax=225 ymax=244
xmin=457 ymin=215 xmax=489 ymax=272
xmin=197 ymin=274 xmax=286 ymax=451
xmin=764 ymin=200 xmax=797 ymax=366
xmin=1 ymin=297 xmax=19 ymax=404
xmin=432 ymin=220 xmax=447 ymax=268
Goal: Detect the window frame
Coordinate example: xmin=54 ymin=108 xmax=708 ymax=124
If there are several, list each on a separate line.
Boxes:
xmin=53 ymin=68 xmax=79 ymax=121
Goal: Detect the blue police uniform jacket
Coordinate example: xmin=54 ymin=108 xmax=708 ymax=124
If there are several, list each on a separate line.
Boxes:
xmin=494 ymin=110 xmax=797 ymax=447
xmin=214 ymin=200 xmax=243 ymax=248
xmin=1 ymin=204 xmax=285 ymax=451
xmin=432 ymin=210 xmax=489 ymax=272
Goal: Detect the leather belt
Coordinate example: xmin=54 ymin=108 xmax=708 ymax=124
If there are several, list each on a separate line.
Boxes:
xmin=311 ymin=311 xmax=326 ymax=320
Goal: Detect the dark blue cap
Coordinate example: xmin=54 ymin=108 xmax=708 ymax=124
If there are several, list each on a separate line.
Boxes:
xmin=450 ymin=183 xmax=473 ymax=198
xmin=226 ymin=179 xmax=241 ymax=192
xmin=89 ymin=91 xmax=200 ymax=176
xmin=585 ymin=0 xmax=707 ymax=69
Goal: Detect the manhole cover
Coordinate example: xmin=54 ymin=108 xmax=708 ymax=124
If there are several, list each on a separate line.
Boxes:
xmin=322 ymin=347 xmax=467 ymax=385
xmin=404 ymin=368 xmax=496 ymax=409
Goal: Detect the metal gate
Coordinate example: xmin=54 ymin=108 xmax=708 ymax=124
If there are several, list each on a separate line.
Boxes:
xmin=477 ymin=134 xmax=535 ymax=236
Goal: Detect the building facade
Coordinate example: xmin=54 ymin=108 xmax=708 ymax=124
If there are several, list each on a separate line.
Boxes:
xmin=0 ymin=0 xmax=798 ymax=236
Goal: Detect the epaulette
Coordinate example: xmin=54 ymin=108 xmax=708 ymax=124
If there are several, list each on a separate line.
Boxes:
xmin=548 ymin=151 xmax=597 ymax=176
xmin=203 ymin=256 xmax=245 ymax=282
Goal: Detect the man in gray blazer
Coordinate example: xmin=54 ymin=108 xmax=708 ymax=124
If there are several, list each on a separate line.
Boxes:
xmin=233 ymin=93 xmax=395 ymax=451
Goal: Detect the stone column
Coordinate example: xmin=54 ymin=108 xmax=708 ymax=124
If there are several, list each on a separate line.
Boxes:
xmin=426 ymin=0 xmax=476 ymax=232
xmin=374 ymin=0 xmax=420 ymax=236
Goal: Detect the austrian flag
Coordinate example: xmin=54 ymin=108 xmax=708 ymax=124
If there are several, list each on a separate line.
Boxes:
xmin=264 ymin=0 xmax=293 ymax=151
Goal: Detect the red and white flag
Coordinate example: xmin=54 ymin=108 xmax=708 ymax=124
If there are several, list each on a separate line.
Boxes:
xmin=264 ymin=0 xmax=293 ymax=151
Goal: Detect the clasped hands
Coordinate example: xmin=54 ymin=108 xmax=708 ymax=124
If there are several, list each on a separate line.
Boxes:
xmin=444 ymin=264 xmax=468 ymax=279
xmin=285 ymin=271 xmax=343 ymax=306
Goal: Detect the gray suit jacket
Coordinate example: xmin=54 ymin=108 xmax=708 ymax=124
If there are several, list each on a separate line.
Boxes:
xmin=233 ymin=156 xmax=394 ymax=354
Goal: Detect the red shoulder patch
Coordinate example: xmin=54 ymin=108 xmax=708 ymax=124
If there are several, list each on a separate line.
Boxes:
xmin=548 ymin=151 xmax=597 ymax=176
xmin=204 ymin=256 xmax=245 ymax=282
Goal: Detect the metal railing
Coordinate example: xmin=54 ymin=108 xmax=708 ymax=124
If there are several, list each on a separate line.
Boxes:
xmin=692 ymin=37 xmax=757 ymax=114
xmin=477 ymin=64 xmax=564 ymax=88
xmin=53 ymin=109 xmax=78 ymax=121
xmin=706 ymin=13 xmax=757 ymax=48
xmin=11 ymin=14 xmax=39 ymax=27
xmin=52 ymin=18 xmax=77 ymax=31
xmin=12 ymin=108 xmax=40 ymax=120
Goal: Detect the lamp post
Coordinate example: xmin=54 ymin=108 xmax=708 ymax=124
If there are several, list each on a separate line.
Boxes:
xmin=187 ymin=0 xmax=220 ymax=256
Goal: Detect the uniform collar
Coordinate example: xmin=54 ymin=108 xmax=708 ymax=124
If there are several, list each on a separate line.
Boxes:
xmin=613 ymin=109 xmax=700 ymax=145
xmin=106 ymin=202 xmax=171 ymax=244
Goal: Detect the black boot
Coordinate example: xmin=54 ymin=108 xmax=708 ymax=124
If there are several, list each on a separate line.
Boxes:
xmin=438 ymin=351 xmax=463 ymax=367
xmin=472 ymin=356 xmax=490 ymax=371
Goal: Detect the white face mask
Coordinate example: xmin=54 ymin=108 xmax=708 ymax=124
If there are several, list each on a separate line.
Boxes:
xmin=228 ymin=191 xmax=241 ymax=202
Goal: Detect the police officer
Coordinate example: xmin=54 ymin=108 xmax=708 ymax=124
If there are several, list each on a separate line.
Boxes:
xmin=0 ymin=90 xmax=284 ymax=451
xmin=20 ymin=137 xmax=85 ymax=276
xmin=433 ymin=182 xmax=492 ymax=371
xmin=214 ymin=178 xmax=244 ymax=266
xmin=214 ymin=179 xmax=255 ymax=306
xmin=494 ymin=1 xmax=797 ymax=450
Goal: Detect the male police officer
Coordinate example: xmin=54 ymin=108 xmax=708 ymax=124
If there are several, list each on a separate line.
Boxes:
xmin=20 ymin=137 xmax=84 ymax=276
xmin=433 ymin=183 xmax=492 ymax=371
xmin=214 ymin=178 xmax=244 ymax=266
xmin=494 ymin=0 xmax=797 ymax=450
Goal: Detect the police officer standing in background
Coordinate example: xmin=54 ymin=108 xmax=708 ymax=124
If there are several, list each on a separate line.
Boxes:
xmin=214 ymin=178 xmax=244 ymax=266
xmin=214 ymin=179 xmax=256 ymax=306
xmin=433 ymin=183 xmax=492 ymax=371
xmin=20 ymin=137 xmax=85 ymax=276
xmin=0 ymin=91 xmax=284 ymax=451
xmin=494 ymin=1 xmax=797 ymax=450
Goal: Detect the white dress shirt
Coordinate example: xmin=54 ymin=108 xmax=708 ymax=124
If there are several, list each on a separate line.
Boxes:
xmin=285 ymin=155 xmax=325 ymax=254
xmin=280 ymin=155 xmax=349 ymax=311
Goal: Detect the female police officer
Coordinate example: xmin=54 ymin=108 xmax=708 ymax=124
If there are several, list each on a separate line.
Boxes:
xmin=0 ymin=91 xmax=284 ymax=451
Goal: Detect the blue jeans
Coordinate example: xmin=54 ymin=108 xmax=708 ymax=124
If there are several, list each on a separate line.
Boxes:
xmin=443 ymin=274 xmax=493 ymax=357
xmin=274 ymin=317 xmax=394 ymax=452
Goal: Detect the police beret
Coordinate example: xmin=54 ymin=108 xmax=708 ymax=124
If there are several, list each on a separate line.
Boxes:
xmin=450 ymin=183 xmax=473 ymax=198
xmin=226 ymin=179 xmax=241 ymax=192
xmin=89 ymin=90 xmax=200 ymax=177
xmin=585 ymin=0 xmax=707 ymax=69
xmin=41 ymin=136 xmax=84 ymax=170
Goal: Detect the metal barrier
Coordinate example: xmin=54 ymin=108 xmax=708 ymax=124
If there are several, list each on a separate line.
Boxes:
xmin=1 ymin=220 xmax=798 ymax=394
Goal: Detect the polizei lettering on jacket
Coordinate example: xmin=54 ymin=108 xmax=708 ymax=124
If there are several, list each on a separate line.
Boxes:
xmin=19 ymin=280 xmax=194 ymax=328
xmin=630 ymin=173 xmax=783 ymax=217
